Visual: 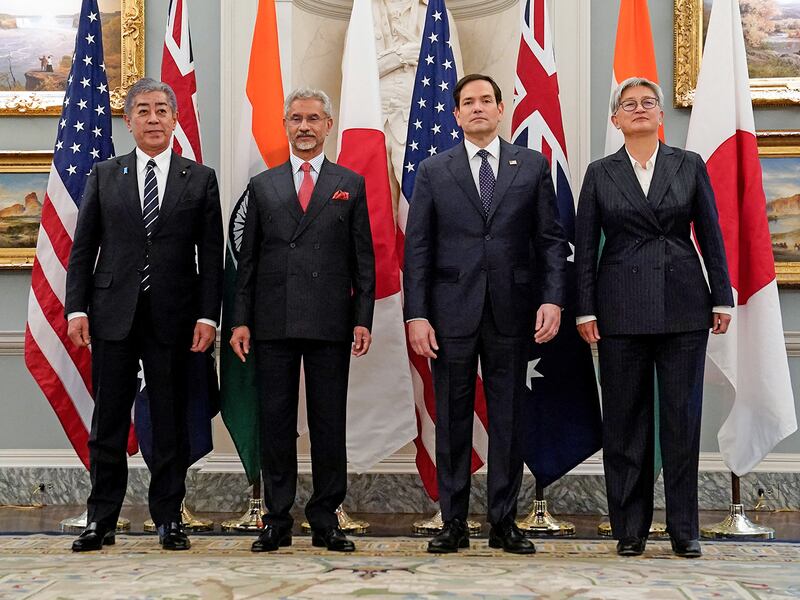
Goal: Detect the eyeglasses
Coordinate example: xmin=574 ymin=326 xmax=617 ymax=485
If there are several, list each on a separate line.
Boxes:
xmin=618 ymin=97 xmax=659 ymax=112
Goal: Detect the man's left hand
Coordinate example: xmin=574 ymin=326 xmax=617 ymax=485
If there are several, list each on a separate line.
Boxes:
xmin=534 ymin=303 xmax=561 ymax=344
xmin=711 ymin=312 xmax=731 ymax=335
xmin=352 ymin=326 xmax=372 ymax=357
xmin=191 ymin=322 xmax=217 ymax=352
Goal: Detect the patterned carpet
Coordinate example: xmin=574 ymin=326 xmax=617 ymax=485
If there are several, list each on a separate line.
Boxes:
xmin=1 ymin=535 xmax=799 ymax=599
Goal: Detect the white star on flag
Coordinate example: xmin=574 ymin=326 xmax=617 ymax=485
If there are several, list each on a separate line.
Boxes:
xmin=526 ymin=358 xmax=544 ymax=390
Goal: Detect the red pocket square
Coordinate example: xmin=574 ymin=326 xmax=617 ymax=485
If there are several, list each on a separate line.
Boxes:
xmin=332 ymin=190 xmax=350 ymax=200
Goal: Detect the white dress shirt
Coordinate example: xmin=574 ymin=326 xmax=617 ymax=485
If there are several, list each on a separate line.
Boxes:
xmin=68 ymin=146 xmax=217 ymax=329
xmin=576 ymin=142 xmax=730 ymax=326
xmin=464 ymin=136 xmax=500 ymax=192
xmin=290 ymin=150 xmax=325 ymax=192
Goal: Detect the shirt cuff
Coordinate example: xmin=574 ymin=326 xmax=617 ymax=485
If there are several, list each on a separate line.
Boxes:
xmin=67 ymin=312 xmax=88 ymax=321
xmin=405 ymin=318 xmax=429 ymax=323
xmin=712 ymin=306 xmax=732 ymax=315
xmin=197 ymin=319 xmax=218 ymax=328
xmin=576 ymin=315 xmax=597 ymax=325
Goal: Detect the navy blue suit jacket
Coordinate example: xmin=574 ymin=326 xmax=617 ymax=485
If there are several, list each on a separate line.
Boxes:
xmin=403 ymin=139 xmax=569 ymax=338
xmin=574 ymin=143 xmax=733 ymax=335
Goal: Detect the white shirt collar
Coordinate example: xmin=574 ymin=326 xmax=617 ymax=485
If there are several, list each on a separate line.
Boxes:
xmin=135 ymin=146 xmax=172 ymax=173
xmin=290 ymin=150 xmax=325 ymax=174
xmin=625 ymin=142 xmax=659 ymax=171
xmin=464 ymin=136 xmax=501 ymax=161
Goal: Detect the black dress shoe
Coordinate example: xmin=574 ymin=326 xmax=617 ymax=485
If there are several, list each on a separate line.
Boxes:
xmin=157 ymin=522 xmax=190 ymax=551
xmin=670 ymin=538 xmax=702 ymax=558
xmin=427 ymin=518 xmax=469 ymax=554
xmin=251 ymin=524 xmax=292 ymax=552
xmin=488 ymin=522 xmax=536 ymax=555
xmin=311 ymin=526 xmax=355 ymax=552
xmin=616 ymin=537 xmax=647 ymax=556
xmin=71 ymin=522 xmax=115 ymax=552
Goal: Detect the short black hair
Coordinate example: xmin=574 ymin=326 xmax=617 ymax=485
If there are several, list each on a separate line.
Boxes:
xmin=453 ymin=74 xmax=502 ymax=107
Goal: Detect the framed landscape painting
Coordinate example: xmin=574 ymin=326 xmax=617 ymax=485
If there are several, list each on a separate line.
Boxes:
xmin=759 ymin=131 xmax=800 ymax=285
xmin=0 ymin=151 xmax=50 ymax=269
xmin=0 ymin=0 xmax=144 ymax=115
xmin=674 ymin=0 xmax=800 ymax=106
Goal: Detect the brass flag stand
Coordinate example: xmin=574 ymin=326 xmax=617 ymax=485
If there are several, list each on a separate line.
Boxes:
xmin=412 ymin=508 xmax=482 ymax=536
xmin=701 ymin=474 xmax=774 ymax=539
xmin=516 ymin=484 xmax=574 ymax=536
xmin=60 ymin=510 xmax=130 ymax=533
xmin=143 ymin=502 xmax=214 ymax=533
xmin=221 ymin=480 xmax=265 ymax=532
xmin=301 ymin=506 xmax=370 ymax=535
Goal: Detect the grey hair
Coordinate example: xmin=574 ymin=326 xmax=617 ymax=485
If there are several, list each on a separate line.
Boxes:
xmin=124 ymin=77 xmax=178 ymax=116
xmin=610 ymin=77 xmax=664 ymax=113
xmin=283 ymin=87 xmax=333 ymax=118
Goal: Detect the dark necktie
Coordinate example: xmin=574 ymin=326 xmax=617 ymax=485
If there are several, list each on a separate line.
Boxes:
xmin=477 ymin=149 xmax=495 ymax=216
xmin=141 ymin=159 xmax=159 ymax=292
xmin=298 ymin=162 xmax=314 ymax=212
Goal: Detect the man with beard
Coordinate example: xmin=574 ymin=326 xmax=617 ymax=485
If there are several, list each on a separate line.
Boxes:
xmin=230 ymin=88 xmax=375 ymax=553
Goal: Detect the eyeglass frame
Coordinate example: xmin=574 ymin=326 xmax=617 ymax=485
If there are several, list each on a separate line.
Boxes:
xmin=616 ymin=97 xmax=660 ymax=113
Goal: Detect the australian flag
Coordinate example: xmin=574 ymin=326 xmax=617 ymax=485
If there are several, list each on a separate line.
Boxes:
xmin=511 ymin=0 xmax=601 ymax=487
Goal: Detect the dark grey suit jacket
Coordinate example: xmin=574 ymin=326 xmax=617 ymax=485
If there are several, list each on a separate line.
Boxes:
xmin=232 ymin=158 xmax=375 ymax=342
xmin=574 ymin=143 xmax=733 ymax=335
xmin=403 ymin=139 xmax=569 ymax=338
xmin=65 ymin=150 xmax=224 ymax=344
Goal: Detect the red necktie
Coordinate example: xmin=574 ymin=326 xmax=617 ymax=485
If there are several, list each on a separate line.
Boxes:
xmin=298 ymin=162 xmax=314 ymax=212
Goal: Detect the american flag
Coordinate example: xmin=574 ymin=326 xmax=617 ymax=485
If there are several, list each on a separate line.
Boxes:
xmin=24 ymin=0 xmax=122 ymax=468
xmin=161 ymin=0 xmax=202 ymax=162
xmin=134 ymin=0 xmax=217 ymax=468
xmin=511 ymin=0 xmax=601 ymax=487
xmin=397 ymin=0 xmax=489 ymax=501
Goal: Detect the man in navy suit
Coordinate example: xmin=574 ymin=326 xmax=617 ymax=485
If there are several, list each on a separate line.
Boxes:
xmin=404 ymin=73 xmax=569 ymax=554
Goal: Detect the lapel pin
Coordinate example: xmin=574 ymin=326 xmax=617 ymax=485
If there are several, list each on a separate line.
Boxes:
xmin=123 ymin=167 xmax=128 ymax=174
xmin=180 ymin=170 xmax=187 ymax=177
xmin=509 ymin=160 xmax=518 ymax=165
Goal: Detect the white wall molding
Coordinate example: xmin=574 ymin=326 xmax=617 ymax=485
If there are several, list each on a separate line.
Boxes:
xmin=3 ymin=449 xmax=800 ymax=475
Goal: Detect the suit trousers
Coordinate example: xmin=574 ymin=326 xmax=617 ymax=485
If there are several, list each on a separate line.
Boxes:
xmin=255 ymin=339 xmax=351 ymax=531
xmin=87 ymin=293 xmax=190 ymax=529
xmin=597 ymin=329 xmax=709 ymax=541
xmin=432 ymin=294 xmax=528 ymax=526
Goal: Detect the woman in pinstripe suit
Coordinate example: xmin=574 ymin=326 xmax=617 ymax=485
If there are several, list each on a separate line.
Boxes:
xmin=574 ymin=77 xmax=733 ymax=559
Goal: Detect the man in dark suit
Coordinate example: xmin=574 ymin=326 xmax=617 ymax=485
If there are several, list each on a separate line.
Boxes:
xmin=66 ymin=78 xmax=223 ymax=551
xmin=575 ymin=77 xmax=733 ymax=558
xmin=404 ymin=73 xmax=569 ymax=554
xmin=230 ymin=87 xmax=375 ymax=553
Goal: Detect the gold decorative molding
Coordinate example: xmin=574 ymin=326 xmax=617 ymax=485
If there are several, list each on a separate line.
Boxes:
xmin=0 ymin=0 xmax=145 ymax=116
xmin=674 ymin=0 xmax=800 ymax=107
xmin=294 ymin=0 xmax=517 ymax=21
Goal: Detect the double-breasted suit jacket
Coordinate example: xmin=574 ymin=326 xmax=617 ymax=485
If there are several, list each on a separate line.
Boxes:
xmin=232 ymin=158 xmax=375 ymax=341
xmin=575 ymin=143 xmax=733 ymax=334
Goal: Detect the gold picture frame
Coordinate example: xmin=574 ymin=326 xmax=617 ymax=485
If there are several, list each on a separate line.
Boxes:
xmin=674 ymin=0 xmax=800 ymax=107
xmin=0 ymin=0 xmax=144 ymax=116
xmin=0 ymin=151 xmax=51 ymax=269
xmin=758 ymin=131 xmax=800 ymax=286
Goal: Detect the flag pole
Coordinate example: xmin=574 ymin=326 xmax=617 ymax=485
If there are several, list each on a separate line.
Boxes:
xmin=700 ymin=473 xmax=774 ymax=539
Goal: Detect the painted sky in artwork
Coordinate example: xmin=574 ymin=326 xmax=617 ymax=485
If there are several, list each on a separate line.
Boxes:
xmin=0 ymin=0 xmax=117 ymax=16
xmin=761 ymin=157 xmax=800 ymax=202
xmin=0 ymin=173 xmax=47 ymax=210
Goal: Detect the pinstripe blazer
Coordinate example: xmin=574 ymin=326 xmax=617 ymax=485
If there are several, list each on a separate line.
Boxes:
xmin=574 ymin=143 xmax=733 ymax=336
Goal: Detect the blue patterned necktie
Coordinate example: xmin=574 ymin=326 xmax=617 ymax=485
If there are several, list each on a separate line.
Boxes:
xmin=477 ymin=149 xmax=495 ymax=216
xmin=141 ymin=159 xmax=159 ymax=291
